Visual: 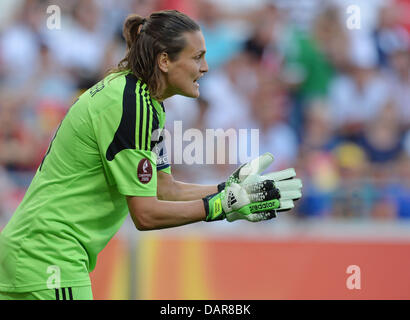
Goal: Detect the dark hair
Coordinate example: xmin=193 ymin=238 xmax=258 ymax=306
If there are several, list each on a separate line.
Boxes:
xmin=109 ymin=10 xmax=200 ymax=97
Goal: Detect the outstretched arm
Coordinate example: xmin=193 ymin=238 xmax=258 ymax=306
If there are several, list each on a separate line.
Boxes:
xmin=129 ymin=153 xmax=302 ymax=230
xmin=126 ymin=171 xmax=220 ymax=231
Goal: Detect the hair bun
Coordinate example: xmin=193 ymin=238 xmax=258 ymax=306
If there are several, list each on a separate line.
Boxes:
xmin=123 ymin=14 xmax=146 ymax=48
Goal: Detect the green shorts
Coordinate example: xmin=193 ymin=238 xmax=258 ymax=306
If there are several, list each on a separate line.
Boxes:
xmin=0 ymin=286 xmax=93 ymax=300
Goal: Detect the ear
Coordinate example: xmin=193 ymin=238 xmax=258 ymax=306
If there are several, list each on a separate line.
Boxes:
xmin=157 ymin=52 xmax=170 ymax=73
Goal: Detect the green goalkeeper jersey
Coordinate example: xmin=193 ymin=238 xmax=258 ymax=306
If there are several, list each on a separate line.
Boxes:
xmin=0 ymin=72 xmax=170 ymax=292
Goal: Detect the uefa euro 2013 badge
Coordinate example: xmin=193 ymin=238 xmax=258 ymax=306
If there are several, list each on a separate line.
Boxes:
xmin=137 ymin=158 xmax=152 ymax=184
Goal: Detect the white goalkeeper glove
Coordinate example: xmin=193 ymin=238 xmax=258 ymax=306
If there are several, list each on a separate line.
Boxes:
xmin=203 ymin=179 xmax=282 ymax=222
xmin=217 ymin=153 xmax=302 ymax=221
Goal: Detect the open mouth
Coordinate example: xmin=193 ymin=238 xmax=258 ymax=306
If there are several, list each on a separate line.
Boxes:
xmin=193 ymin=75 xmax=203 ymax=83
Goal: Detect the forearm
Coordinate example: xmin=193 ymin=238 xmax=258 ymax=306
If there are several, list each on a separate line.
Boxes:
xmin=127 ymin=196 xmax=206 ymax=230
xmin=157 ymin=171 xmax=220 ymax=201
xmin=166 ymin=181 xmax=218 ymax=201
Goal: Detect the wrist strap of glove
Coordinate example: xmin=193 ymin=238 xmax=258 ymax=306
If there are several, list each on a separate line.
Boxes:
xmin=203 ymin=192 xmax=225 ymax=222
xmin=217 ymin=182 xmax=226 ymax=193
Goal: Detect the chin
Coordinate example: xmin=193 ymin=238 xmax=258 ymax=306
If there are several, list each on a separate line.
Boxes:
xmin=181 ymin=89 xmax=200 ymax=98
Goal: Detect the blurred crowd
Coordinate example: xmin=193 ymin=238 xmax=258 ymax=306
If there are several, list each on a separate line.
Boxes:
xmin=0 ymin=0 xmax=409 ymax=224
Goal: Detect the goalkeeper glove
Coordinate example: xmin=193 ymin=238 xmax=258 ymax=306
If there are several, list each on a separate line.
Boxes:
xmin=217 ymin=152 xmax=302 ymax=215
xmin=203 ymin=180 xmax=281 ymax=222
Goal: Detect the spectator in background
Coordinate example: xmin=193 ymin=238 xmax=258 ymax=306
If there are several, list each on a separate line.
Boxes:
xmin=12 ymin=41 xmax=74 ymax=171
xmin=358 ymin=102 xmax=403 ymax=163
xmin=195 ymin=0 xmax=243 ymax=70
xmin=0 ymin=92 xmax=40 ymax=174
xmin=130 ymin=0 xmax=161 ymax=18
xmin=242 ymin=3 xmax=281 ymax=74
xmin=157 ymin=0 xmax=196 ymax=18
xmin=0 ymin=165 xmax=23 ymax=226
xmin=367 ymin=161 xmax=399 ymax=220
xmin=385 ymin=40 xmax=410 ymax=130
xmin=281 ymin=6 xmax=344 ymax=101
xmin=273 ymin=0 xmax=324 ymax=32
xmin=278 ymin=5 xmax=348 ymax=139
xmin=0 ymin=0 xmax=44 ymax=87
xmin=200 ymin=52 xmax=253 ymax=131
xmin=246 ymin=78 xmax=298 ymax=172
xmin=328 ymin=34 xmax=390 ymax=142
xmin=394 ymin=132 xmax=410 ymax=218
xmin=332 ymin=0 xmax=386 ymax=37
xmin=32 ymin=42 xmax=77 ymax=104
xmin=44 ymin=0 xmax=108 ymax=89
xmin=311 ymin=5 xmax=350 ymax=73
xmin=373 ymin=2 xmax=409 ymax=68
xmin=296 ymin=100 xmax=340 ymax=219
xmin=299 ymin=98 xmax=340 ymax=154
xmin=395 ymin=0 xmax=410 ymax=33
xmin=331 ymin=143 xmax=376 ymax=219
xmin=296 ymin=150 xmax=339 ymax=219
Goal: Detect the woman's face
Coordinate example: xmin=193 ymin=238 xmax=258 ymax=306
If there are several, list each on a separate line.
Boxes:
xmin=163 ymin=31 xmax=208 ymax=99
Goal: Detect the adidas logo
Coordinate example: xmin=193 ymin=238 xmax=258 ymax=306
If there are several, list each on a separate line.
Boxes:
xmin=227 ymin=191 xmax=237 ymax=208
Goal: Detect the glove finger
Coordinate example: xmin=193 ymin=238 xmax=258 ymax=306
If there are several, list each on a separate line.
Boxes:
xmin=262 ymin=168 xmax=296 ymax=182
xmin=279 ymin=190 xmax=302 ymax=201
xmin=246 ymin=210 xmax=277 ymax=222
xmin=242 ymin=180 xmax=275 ymax=194
xmin=226 ymin=210 xmax=277 ymax=222
xmin=226 ymin=163 xmax=246 ymax=186
xmin=239 ymin=153 xmax=274 ymax=181
xmin=227 ymin=199 xmax=295 ymax=222
xmin=248 ymin=189 xmax=280 ymax=202
xmin=277 ymin=199 xmax=294 ymax=211
xmin=275 ymin=179 xmax=303 ymax=191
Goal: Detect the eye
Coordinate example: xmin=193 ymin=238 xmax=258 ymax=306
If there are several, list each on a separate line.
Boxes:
xmin=194 ymin=52 xmax=205 ymax=61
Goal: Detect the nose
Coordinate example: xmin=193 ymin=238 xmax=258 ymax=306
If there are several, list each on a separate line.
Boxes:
xmin=200 ymin=58 xmax=209 ymax=74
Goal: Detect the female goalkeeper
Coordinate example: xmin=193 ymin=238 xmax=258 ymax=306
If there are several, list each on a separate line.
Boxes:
xmin=0 ymin=10 xmax=301 ymax=300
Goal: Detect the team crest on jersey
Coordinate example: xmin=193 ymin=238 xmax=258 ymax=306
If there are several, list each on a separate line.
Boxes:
xmin=137 ymin=158 xmax=152 ymax=184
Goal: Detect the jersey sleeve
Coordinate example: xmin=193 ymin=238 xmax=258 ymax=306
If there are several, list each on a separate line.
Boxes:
xmin=103 ymin=147 xmax=157 ymax=197
xmin=159 ymin=166 xmax=171 ymax=175
xmin=152 ymin=128 xmax=171 ymax=175
xmin=92 ymin=74 xmax=159 ymax=197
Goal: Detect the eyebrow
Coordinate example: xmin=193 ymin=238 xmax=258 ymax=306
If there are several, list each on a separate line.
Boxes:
xmin=195 ymin=50 xmax=206 ymax=56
